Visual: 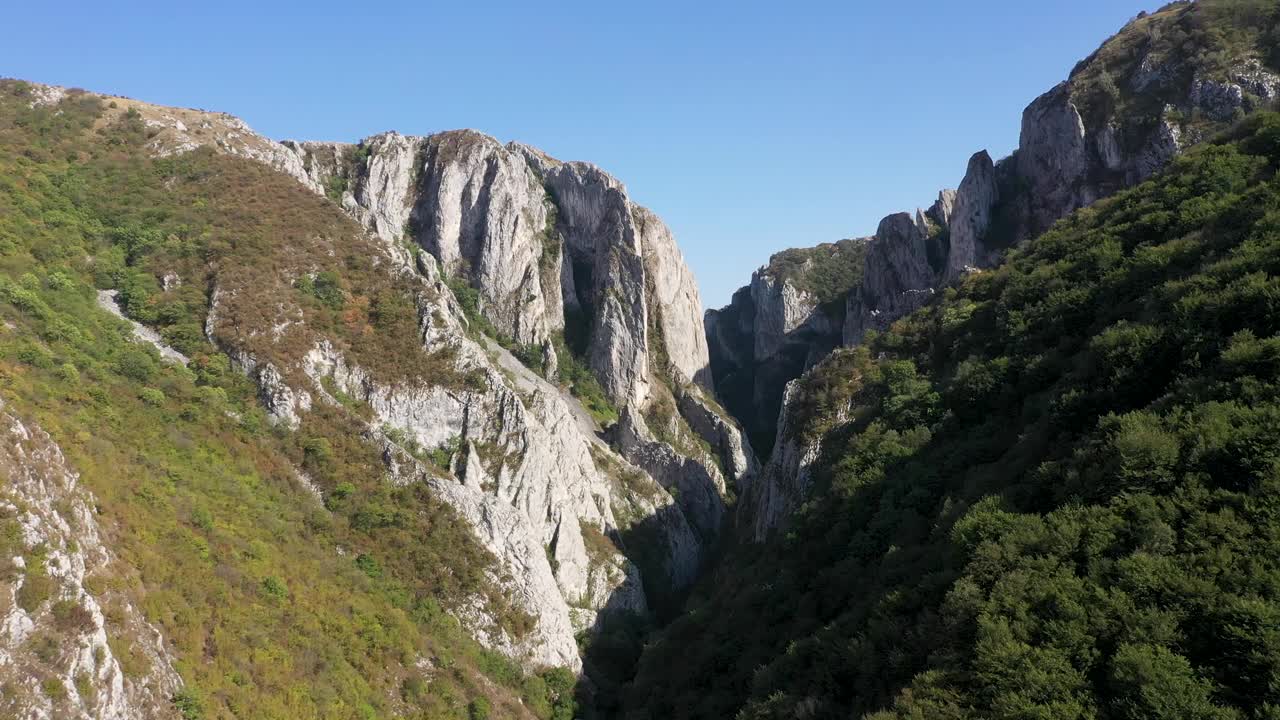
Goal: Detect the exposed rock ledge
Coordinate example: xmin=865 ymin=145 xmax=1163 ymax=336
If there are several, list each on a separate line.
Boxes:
xmin=0 ymin=403 xmax=181 ymax=719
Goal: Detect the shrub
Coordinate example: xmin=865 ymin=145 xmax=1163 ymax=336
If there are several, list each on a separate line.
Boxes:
xmin=172 ymin=689 xmax=204 ymax=720
xmin=51 ymin=599 xmax=95 ymax=633
xmin=40 ymin=678 xmax=66 ymax=701
xmin=56 ymin=362 xmax=79 ymax=383
xmin=468 ymin=697 xmax=491 ymax=720
xmin=302 ymin=436 xmax=334 ymax=468
xmin=260 ymin=576 xmax=288 ymax=601
xmin=115 ymin=348 xmax=157 ymax=382
xmin=355 ymin=554 xmax=382 ymax=579
xmin=17 ymin=557 xmax=54 ymax=612
xmin=139 ymin=387 xmax=166 ymax=406
xmin=190 ymin=506 xmax=214 ymax=532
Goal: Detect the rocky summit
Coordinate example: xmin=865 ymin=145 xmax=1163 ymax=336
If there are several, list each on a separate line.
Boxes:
xmin=4 ymin=1 xmax=1280 ymax=719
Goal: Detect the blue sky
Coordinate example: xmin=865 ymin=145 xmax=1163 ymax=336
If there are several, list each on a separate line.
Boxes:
xmin=3 ymin=1 xmax=1156 ymax=307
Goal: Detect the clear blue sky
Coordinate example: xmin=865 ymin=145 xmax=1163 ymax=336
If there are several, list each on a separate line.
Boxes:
xmin=3 ymin=1 xmax=1156 ymax=307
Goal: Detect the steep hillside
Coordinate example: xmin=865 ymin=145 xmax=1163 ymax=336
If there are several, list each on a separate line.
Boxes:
xmin=625 ymin=2 xmax=1280 ymax=718
xmin=631 ymin=105 xmax=1280 ymax=720
xmin=0 ymin=78 xmax=752 ymax=718
xmin=0 ymin=82 xmax=566 ymax=719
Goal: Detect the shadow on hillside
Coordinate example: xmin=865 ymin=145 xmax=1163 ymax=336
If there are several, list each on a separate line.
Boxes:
xmin=711 ymin=328 xmax=841 ymax=460
xmin=571 ymin=500 xmax=729 ymax=719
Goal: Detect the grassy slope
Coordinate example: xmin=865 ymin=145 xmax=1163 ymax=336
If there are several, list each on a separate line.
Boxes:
xmin=628 ymin=111 xmax=1280 ymax=720
xmin=0 ymin=81 xmax=575 ymax=720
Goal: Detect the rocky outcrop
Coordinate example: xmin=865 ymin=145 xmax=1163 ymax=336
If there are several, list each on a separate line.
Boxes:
xmin=749 ymin=274 xmax=831 ymax=362
xmin=673 ymin=385 xmax=758 ymax=488
xmin=844 ymin=212 xmax=940 ymax=346
xmin=189 ymin=186 xmax=718 ymax=672
xmin=1012 ymin=80 xmax=1182 ymax=239
xmin=96 ymin=291 xmax=190 ymax=366
xmin=637 ymin=206 xmax=712 ymax=389
xmin=282 ymin=135 xmax=692 ymax=409
xmin=535 ymin=157 xmax=653 ymax=407
xmin=1191 ymin=60 xmax=1280 ymax=121
xmin=281 ymin=129 xmax=714 ymax=417
xmin=944 ymin=151 xmax=1000 ymax=281
xmin=380 ymin=435 xmax=586 ymax=669
xmin=0 ymin=403 xmax=181 ymax=719
xmin=930 ymin=189 xmax=957 ymax=227
xmin=1018 ymin=82 xmax=1093 ymax=236
xmin=287 ymin=132 xmax=564 ymax=349
xmin=612 ymin=407 xmax=726 ymax=545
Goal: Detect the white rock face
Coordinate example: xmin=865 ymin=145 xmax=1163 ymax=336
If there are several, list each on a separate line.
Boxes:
xmin=26 ymin=84 xmax=67 ymax=108
xmin=282 ymin=130 xmax=713 ymax=414
xmin=1192 ymin=60 xmax=1280 ymax=121
xmin=199 ymin=240 xmax=707 ymax=671
xmin=750 ymin=274 xmax=826 ymax=363
xmin=944 ymin=151 xmax=1000 ymax=282
xmin=613 ymin=407 xmax=726 ymax=546
xmin=382 ymin=438 xmax=586 ymax=669
xmin=419 ymin=133 xmax=560 ymax=347
xmin=0 ymin=403 xmax=181 ymax=719
xmin=930 ymin=189 xmax=957 ymax=227
xmin=636 ymin=206 xmax=713 ymax=389
xmin=287 ymin=132 xmax=563 ymax=349
xmin=1134 ymin=116 xmax=1183 ymax=181
xmin=533 ymin=156 xmax=653 ymax=408
xmin=674 ymin=385 xmax=758 ymax=488
xmin=279 ymin=139 xmax=351 ymax=192
xmin=1018 ymin=82 xmax=1091 ymax=236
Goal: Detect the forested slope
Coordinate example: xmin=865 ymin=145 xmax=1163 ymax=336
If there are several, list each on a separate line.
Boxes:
xmin=629 ymin=111 xmax=1280 ymax=720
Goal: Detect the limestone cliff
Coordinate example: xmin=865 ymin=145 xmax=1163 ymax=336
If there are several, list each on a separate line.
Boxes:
xmin=278 ymin=132 xmax=713 ymax=412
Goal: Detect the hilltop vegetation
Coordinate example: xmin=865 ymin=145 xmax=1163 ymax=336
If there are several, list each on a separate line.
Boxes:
xmin=1070 ymin=0 xmax=1280 ymax=129
xmin=763 ymin=237 xmax=868 ymax=311
xmin=0 ymin=80 xmax=574 ymax=720
xmin=629 ymin=112 xmax=1280 ymax=719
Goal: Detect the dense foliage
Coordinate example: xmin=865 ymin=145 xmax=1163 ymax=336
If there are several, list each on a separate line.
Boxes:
xmin=0 ymin=81 xmax=574 ymax=719
xmin=628 ymin=113 xmax=1280 ymax=719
